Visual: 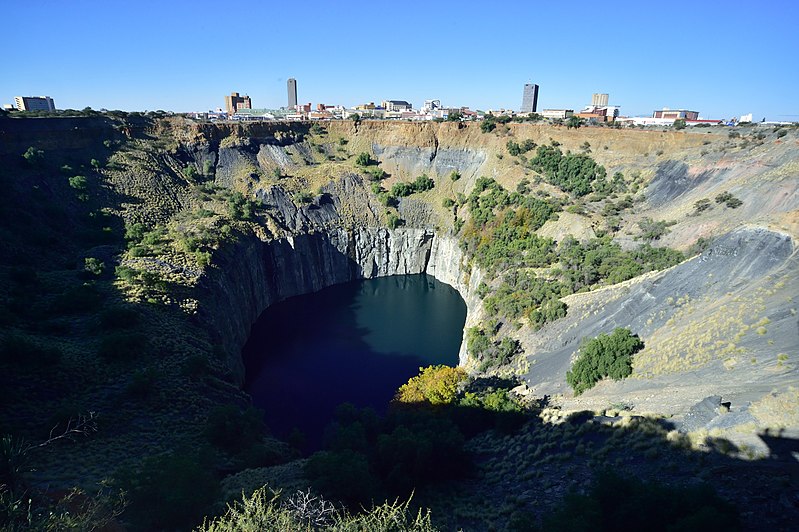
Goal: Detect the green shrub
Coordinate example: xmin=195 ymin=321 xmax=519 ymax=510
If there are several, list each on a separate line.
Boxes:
xmin=226 ymin=192 xmax=256 ymax=220
xmin=305 ymin=450 xmax=380 ymax=507
xmin=182 ymin=354 xmax=209 ymax=378
xmin=412 ymin=174 xmax=434 ymax=192
xmin=442 ymin=198 xmax=455 ymax=208
xmin=389 ymin=175 xmax=433 ymax=197
xmin=195 ymin=250 xmax=212 ymax=267
xmin=204 ymin=405 xmax=264 ymax=453
xmin=466 ymin=327 xmax=492 ymax=359
xmin=387 ymin=214 xmax=404 ymax=229
xmin=98 ymin=306 xmax=140 ymax=330
xmin=715 ymin=191 xmax=743 ymax=208
xmin=97 ymin=332 xmax=147 ymax=361
xmin=450 ymin=170 xmax=461 ymax=181
xmin=688 ymin=237 xmax=713 ymax=256
xmin=115 ymin=451 xmax=219 ymax=531
xmin=126 ymin=367 xmax=158 ymax=398
xmin=528 ymin=146 xmax=606 ymax=197
xmin=50 ymin=284 xmax=104 ymax=314
xmin=366 ymin=166 xmax=386 ymax=181
xmin=355 ymin=152 xmax=375 ymax=166
xmin=375 ymin=415 xmax=467 ymax=495
xmin=692 ymin=198 xmax=712 ymax=214
xmin=83 ymin=257 xmax=105 ymax=277
xmin=8 ymin=267 xmax=38 ymax=286
xmin=0 ymin=333 xmax=62 ymax=367
xmin=293 ymin=190 xmax=314 ymax=204
xmin=637 ymin=217 xmax=674 ymax=241
xmin=544 ymin=470 xmax=739 ymax=531
xmin=22 ymin=146 xmax=44 ymax=164
xmin=115 ymin=265 xmax=139 ymax=283
xmin=566 ymin=328 xmax=644 ymax=395
xmin=715 ymin=191 xmax=733 ymax=204
xmin=68 ymin=175 xmax=88 ymax=191
xmin=390 ymin=182 xmax=414 ymax=197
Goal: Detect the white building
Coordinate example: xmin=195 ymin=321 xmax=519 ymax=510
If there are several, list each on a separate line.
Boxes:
xmin=422 ymin=99 xmax=440 ymax=113
xmin=14 ymin=96 xmax=56 ymax=112
xmin=541 ymin=109 xmax=574 ymax=119
xmin=382 ymin=100 xmax=413 ymax=112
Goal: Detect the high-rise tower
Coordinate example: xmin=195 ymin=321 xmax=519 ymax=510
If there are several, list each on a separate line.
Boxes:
xmin=592 ymin=93 xmax=609 ymax=107
xmin=521 ymin=83 xmax=539 ymax=113
xmin=287 ymin=78 xmax=297 ymax=109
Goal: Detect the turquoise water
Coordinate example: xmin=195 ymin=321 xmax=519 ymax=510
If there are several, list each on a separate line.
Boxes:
xmin=243 ymin=274 xmax=467 ymax=449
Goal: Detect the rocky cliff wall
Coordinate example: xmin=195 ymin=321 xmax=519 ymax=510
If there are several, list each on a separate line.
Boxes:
xmin=202 ymin=226 xmax=481 ymax=384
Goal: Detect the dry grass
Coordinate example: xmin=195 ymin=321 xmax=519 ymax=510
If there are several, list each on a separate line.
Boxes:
xmin=750 ymin=386 xmax=799 ymax=430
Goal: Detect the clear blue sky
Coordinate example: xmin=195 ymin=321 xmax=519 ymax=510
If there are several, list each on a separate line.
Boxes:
xmin=3 ymin=0 xmax=797 ymax=120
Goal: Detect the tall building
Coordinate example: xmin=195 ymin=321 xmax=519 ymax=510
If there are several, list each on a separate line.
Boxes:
xmin=287 ymin=78 xmax=297 ymax=109
xmin=520 ymin=83 xmax=539 ymax=113
xmin=224 ymin=92 xmax=251 ymax=115
xmin=592 ymin=93 xmax=609 ymax=107
xmin=14 ymin=96 xmax=55 ymax=112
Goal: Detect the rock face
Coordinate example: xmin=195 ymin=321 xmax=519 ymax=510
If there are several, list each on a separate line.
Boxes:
xmin=371 ymin=145 xmax=486 ymax=181
xmin=201 ymin=223 xmax=482 ymax=384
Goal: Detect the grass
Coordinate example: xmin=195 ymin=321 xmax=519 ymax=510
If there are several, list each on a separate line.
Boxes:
xmin=633 ymin=291 xmax=770 ymax=377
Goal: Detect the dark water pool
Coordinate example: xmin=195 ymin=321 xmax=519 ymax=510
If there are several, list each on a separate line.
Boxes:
xmin=242 ymin=274 xmax=466 ymax=450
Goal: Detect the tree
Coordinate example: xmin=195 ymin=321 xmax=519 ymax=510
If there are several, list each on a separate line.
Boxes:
xmin=183 ymin=165 xmax=197 ymax=180
xmin=355 ymin=152 xmax=374 ymax=166
xmin=566 ymin=328 xmax=644 ymax=395
xmin=68 ymin=175 xmax=88 ymax=191
xmin=637 ymin=217 xmax=673 ymax=241
xmin=673 ymin=119 xmax=686 ymax=130
xmin=480 ymin=117 xmax=496 ymax=133
xmin=350 ymin=112 xmax=361 ymax=124
xmin=566 ymin=116 xmax=583 ymax=129
xmin=115 ymin=451 xmax=219 ymax=530
xmin=395 ymin=365 xmax=467 ymax=405
xmin=447 ymin=110 xmax=463 ymax=121
xmin=387 ymin=213 xmax=404 ymax=229
xmin=22 ymin=146 xmax=44 ymax=165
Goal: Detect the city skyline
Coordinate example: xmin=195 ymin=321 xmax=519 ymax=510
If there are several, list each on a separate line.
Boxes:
xmin=2 ymin=1 xmax=797 ymax=121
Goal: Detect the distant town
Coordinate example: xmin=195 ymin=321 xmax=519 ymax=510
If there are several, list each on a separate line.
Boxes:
xmin=5 ymin=80 xmax=791 ymax=127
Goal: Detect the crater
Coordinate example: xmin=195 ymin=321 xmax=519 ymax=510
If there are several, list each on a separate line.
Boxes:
xmin=243 ymin=274 xmax=466 ymax=450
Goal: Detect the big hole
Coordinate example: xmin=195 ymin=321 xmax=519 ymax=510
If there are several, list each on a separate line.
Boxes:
xmin=243 ymin=274 xmax=467 ymax=451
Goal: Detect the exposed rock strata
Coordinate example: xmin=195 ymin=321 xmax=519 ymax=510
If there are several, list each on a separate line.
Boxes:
xmin=202 ymin=224 xmax=482 ymax=384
